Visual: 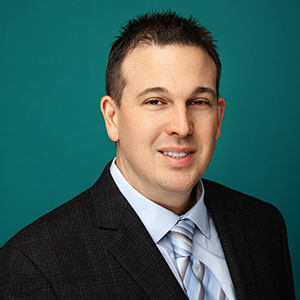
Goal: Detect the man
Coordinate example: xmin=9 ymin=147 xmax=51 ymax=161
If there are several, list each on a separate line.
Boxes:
xmin=0 ymin=11 xmax=295 ymax=299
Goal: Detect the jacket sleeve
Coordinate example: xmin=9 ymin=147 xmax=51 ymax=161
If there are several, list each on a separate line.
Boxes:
xmin=0 ymin=246 xmax=58 ymax=300
xmin=277 ymin=210 xmax=296 ymax=300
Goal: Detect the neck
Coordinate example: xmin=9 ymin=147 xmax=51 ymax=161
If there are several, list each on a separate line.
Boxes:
xmin=147 ymin=186 xmax=197 ymax=215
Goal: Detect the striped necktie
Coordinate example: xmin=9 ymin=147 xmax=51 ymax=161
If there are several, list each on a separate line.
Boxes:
xmin=168 ymin=219 xmax=228 ymax=300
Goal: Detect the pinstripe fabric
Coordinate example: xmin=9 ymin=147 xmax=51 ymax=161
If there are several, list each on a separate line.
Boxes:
xmin=168 ymin=219 xmax=228 ymax=300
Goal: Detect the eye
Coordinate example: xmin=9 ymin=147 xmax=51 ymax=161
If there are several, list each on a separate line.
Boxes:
xmin=146 ymin=99 xmax=163 ymax=105
xmin=190 ymin=99 xmax=209 ymax=106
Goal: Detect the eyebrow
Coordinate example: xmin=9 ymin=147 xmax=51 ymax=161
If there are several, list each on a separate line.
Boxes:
xmin=191 ymin=87 xmax=217 ymax=98
xmin=137 ymin=86 xmax=216 ymax=99
xmin=137 ymin=87 xmax=169 ymax=98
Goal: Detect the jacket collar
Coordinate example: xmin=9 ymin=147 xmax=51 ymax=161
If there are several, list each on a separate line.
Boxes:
xmin=90 ymin=162 xmax=187 ymax=300
xmin=203 ymin=179 xmax=259 ymax=300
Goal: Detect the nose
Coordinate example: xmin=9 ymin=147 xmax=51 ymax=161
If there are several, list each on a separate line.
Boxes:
xmin=165 ymin=106 xmax=194 ymax=137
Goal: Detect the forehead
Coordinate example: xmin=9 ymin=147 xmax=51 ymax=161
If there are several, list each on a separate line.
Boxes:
xmin=121 ymin=44 xmax=217 ymax=96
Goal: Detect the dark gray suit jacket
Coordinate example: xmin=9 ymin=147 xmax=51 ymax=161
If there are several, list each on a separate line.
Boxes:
xmin=0 ymin=163 xmax=295 ymax=299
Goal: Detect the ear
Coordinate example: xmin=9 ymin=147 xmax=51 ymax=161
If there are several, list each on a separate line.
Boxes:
xmin=216 ymin=97 xmax=225 ymax=141
xmin=100 ymin=95 xmax=119 ymax=142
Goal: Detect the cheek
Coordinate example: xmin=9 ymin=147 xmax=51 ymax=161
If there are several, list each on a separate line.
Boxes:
xmin=118 ymin=116 xmax=158 ymax=148
xmin=137 ymin=123 xmax=162 ymax=148
xmin=196 ymin=116 xmax=219 ymax=138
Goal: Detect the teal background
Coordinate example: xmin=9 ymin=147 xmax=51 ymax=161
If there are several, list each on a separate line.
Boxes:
xmin=1 ymin=0 xmax=299 ymax=297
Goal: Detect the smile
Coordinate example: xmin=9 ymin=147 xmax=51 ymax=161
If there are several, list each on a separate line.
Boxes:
xmin=163 ymin=151 xmax=192 ymax=159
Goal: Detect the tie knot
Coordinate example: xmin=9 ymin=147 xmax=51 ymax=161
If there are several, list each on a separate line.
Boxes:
xmin=168 ymin=219 xmax=196 ymax=258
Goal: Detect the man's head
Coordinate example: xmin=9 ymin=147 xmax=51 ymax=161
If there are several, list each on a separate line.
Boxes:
xmin=101 ymin=12 xmax=225 ymax=214
xmin=106 ymin=11 xmax=221 ymax=107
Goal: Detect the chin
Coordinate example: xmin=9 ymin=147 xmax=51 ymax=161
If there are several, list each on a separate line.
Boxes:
xmin=160 ymin=178 xmax=198 ymax=194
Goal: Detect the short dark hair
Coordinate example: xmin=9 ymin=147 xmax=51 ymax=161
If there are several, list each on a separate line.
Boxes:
xmin=105 ymin=11 xmax=221 ymax=106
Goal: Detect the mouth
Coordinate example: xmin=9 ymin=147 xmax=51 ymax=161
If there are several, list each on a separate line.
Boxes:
xmin=162 ymin=151 xmax=192 ymax=159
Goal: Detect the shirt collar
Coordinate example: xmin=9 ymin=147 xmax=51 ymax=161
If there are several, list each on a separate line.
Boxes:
xmin=110 ymin=158 xmax=211 ymax=243
xmin=181 ymin=179 xmax=210 ymax=239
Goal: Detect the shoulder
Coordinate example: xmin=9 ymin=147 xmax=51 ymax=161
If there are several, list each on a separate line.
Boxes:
xmin=2 ymin=187 xmax=94 ymax=251
xmin=202 ymin=178 xmax=289 ymax=260
xmin=203 ymin=178 xmax=277 ymax=208
xmin=0 ymin=186 xmax=96 ymax=298
xmin=2 ymin=163 xmax=115 ymax=251
xmin=202 ymin=180 xmax=295 ymax=299
xmin=202 ymin=178 xmax=285 ymax=227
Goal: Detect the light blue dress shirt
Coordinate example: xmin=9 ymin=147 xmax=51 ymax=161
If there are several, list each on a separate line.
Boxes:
xmin=110 ymin=159 xmax=236 ymax=300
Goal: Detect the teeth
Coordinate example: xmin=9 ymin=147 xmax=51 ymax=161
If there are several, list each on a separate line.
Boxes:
xmin=163 ymin=151 xmax=190 ymax=159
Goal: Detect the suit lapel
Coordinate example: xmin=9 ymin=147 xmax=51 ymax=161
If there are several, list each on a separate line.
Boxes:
xmin=203 ymin=179 xmax=259 ymax=300
xmin=91 ymin=163 xmax=187 ymax=300
xmin=106 ymin=205 xmax=186 ymax=299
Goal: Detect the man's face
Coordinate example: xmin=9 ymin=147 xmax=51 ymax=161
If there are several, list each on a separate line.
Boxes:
xmin=101 ymin=45 xmax=225 ymax=212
